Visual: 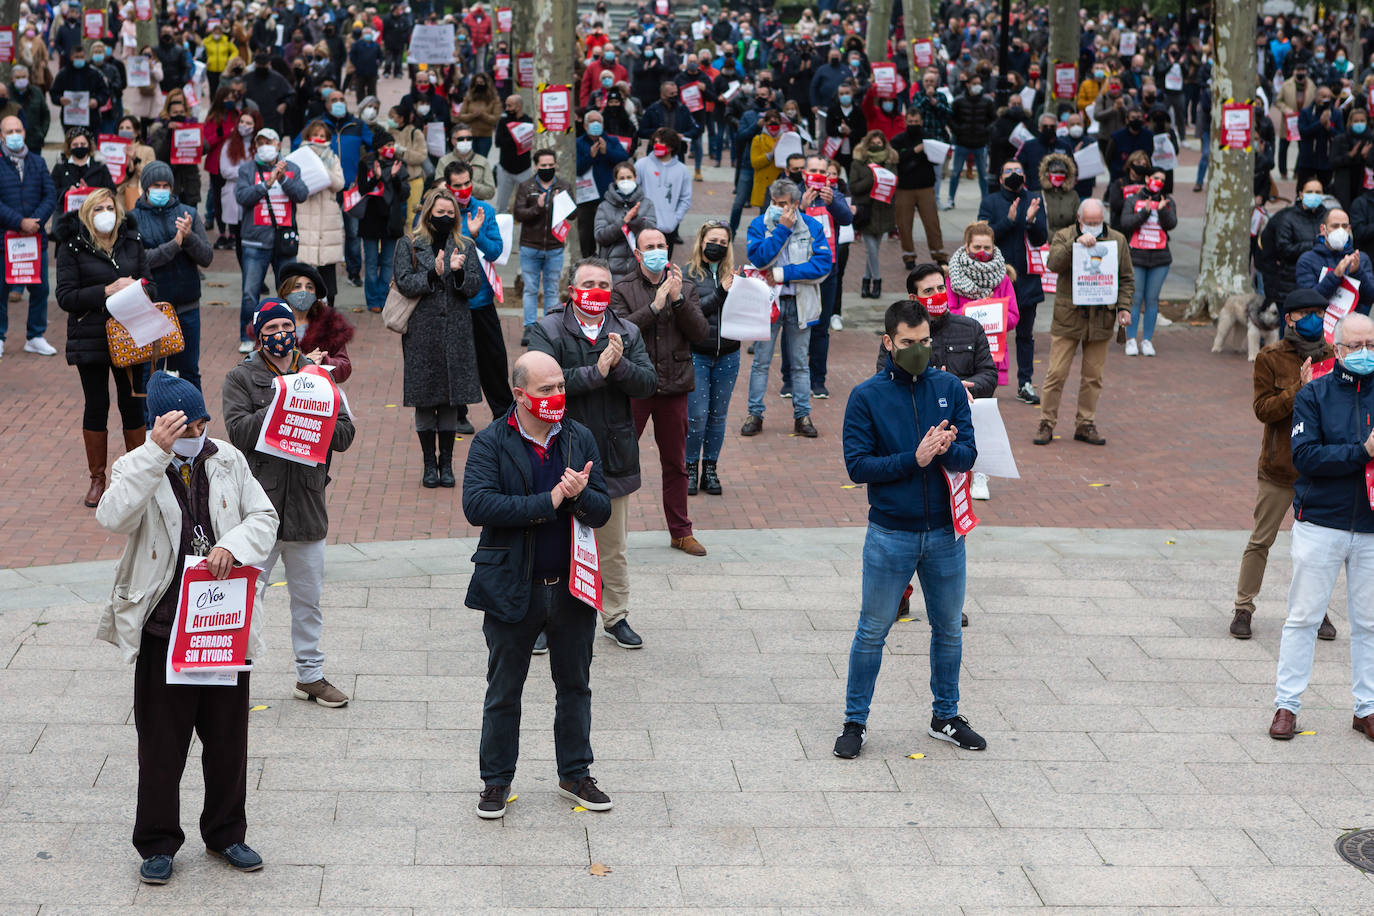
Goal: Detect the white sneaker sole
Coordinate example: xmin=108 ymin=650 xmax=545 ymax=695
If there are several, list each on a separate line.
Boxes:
xmin=557 ymin=786 xmax=613 ymax=811
xmin=833 ymin=729 xmax=867 ymax=758
xmin=928 ymin=726 xmax=986 ymax=750
xmin=476 ymin=804 xmax=506 ymax=819
xmin=602 ymin=630 xmax=643 ymax=649
xmin=292 ymin=687 xmax=348 ymax=708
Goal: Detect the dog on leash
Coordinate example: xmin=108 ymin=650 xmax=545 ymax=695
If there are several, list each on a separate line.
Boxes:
xmin=1212 ymin=293 xmax=1281 ymax=361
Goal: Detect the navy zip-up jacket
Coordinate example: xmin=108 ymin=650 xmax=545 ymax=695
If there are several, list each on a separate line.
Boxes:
xmin=1292 ymin=364 xmax=1374 ymax=533
xmin=843 ymin=354 xmax=977 ymax=532
xmin=1295 ymin=238 xmax=1374 ymax=314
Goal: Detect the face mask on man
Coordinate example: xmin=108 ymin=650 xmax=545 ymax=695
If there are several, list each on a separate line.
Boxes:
xmin=969 ymin=84 xmax=982 ymax=96
xmin=261 ymin=329 xmax=296 ymax=357
xmin=148 ymin=187 xmax=171 ymax=206
xmin=1002 ymin=172 xmax=1024 ymax=191
xmin=889 ymin=339 xmax=931 ymax=376
xmin=1328 ymin=227 xmax=1351 ymax=251
xmin=838 ymin=93 xmax=852 ymax=106
xmin=330 ymin=101 xmax=347 ymax=118
xmin=1082 ymin=221 xmax=1105 ymax=237
xmin=641 ymin=249 xmax=669 ymax=273
xmin=256 ymin=144 xmax=279 ymax=164
xmin=571 ymin=286 xmax=611 ymax=315
xmin=1068 ymin=125 xmax=1084 ymax=138
xmin=522 ymin=389 xmax=566 ymax=423
xmin=171 ymin=432 xmax=206 ymax=458
xmin=1303 ymin=191 xmax=1324 ymax=210
xmin=919 ymin=290 xmax=948 ymax=316
xmin=1343 ymin=347 xmax=1374 ymax=375
xmin=1294 ymin=312 xmax=1325 ymax=341
xmin=653 ymin=142 xmax=670 ymax=158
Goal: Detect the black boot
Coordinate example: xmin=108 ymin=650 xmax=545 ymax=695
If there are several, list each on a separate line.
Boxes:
xmin=437 ymin=432 xmax=457 ymax=488
xmin=861 ymin=277 xmax=872 ymax=299
xmin=686 ymin=461 xmax=699 ymax=496
xmin=871 ymin=279 xmax=882 ymax=299
xmin=701 ymin=460 xmax=722 ymax=495
xmin=418 ymin=430 xmax=439 ymax=488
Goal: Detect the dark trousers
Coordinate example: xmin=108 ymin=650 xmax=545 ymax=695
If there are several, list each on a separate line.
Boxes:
xmin=78 ymin=361 xmax=145 ymax=431
xmin=457 ymin=304 xmax=514 ymax=426
xmin=576 ymin=200 xmax=598 ymax=260
xmin=1015 ymin=298 xmax=1039 ymax=387
xmin=480 ymin=583 xmax=597 ymax=785
xmin=633 ymin=393 xmax=692 ymax=538
xmin=136 ymin=305 xmax=202 ymax=391
xmin=780 ymin=271 xmax=837 ymax=388
xmin=318 ymin=263 xmax=339 ymax=306
xmin=132 ymin=635 xmax=250 ymax=859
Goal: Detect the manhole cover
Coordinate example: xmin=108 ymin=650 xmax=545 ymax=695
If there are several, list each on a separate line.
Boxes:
xmin=1335 ymin=829 xmax=1374 ymax=872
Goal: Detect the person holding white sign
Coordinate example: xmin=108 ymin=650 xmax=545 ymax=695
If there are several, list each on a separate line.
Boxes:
xmin=222 ymin=300 xmax=356 ymax=709
xmin=1295 ymin=208 xmax=1374 ymax=316
xmin=94 ymin=372 xmax=280 ymax=886
xmin=1034 ymin=199 xmax=1134 ymax=448
xmin=0 ymin=115 xmax=59 ymax=362
xmin=49 ymin=43 xmax=111 ymax=131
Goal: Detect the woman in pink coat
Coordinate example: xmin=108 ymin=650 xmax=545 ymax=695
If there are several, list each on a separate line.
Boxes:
xmin=946 ymin=220 xmax=1020 ymax=388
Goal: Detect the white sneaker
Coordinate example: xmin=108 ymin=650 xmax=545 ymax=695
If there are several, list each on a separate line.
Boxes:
xmin=237 ymin=340 xmax=253 ymax=354
xmin=970 ymin=472 xmax=990 ymax=501
xmin=0 ymin=339 xmax=5 ymax=359
xmin=1141 ymin=339 xmax=1156 ymax=357
xmin=23 ymin=336 xmax=57 ymax=356
xmin=830 ymin=314 xmax=843 ymax=332
xmin=1124 ymin=338 xmax=1138 ymax=356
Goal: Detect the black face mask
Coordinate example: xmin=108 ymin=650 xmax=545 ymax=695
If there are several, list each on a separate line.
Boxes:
xmin=429 ymin=214 xmax=456 ymax=238
xmin=1002 ymin=172 xmax=1025 ymax=191
xmin=69 ymin=146 xmax=89 ymax=159
xmin=1128 ymin=119 xmax=1144 ymax=132
xmin=1038 ymin=127 xmax=1055 ymax=142
xmin=703 ymin=242 xmax=728 ymax=262
xmin=787 ymin=170 xmax=803 ymax=182
xmin=537 ymin=166 xmax=557 ymax=182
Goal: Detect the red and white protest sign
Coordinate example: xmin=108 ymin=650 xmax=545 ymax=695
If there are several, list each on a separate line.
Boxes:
xmin=494 ymin=52 xmax=510 ymax=81
xmin=170 ymin=125 xmax=202 ymax=165
xmin=134 ymin=0 xmax=153 ymax=20
xmin=1129 ymin=200 xmax=1167 ymax=250
xmin=1221 ymin=103 xmax=1252 ymax=150
xmin=168 ymin=558 xmax=259 ymax=674
xmin=480 ymin=256 xmax=504 ymax=302
xmin=1026 ymin=240 xmax=1046 ymax=275
xmin=182 ymin=81 xmax=198 ymax=109
xmin=1367 ymin=460 xmax=1374 ymax=509
xmin=867 ymin=164 xmax=896 ymax=203
xmin=538 ymin=85 xmax=571 ymax=133
xmin=872 ymin=62 xmax=898 ymax=99
xmin=4 ymin=232 xmax=40 ymax=284
xmin=253 ymin=188 xmax=294 ymax=226
xmin=1285 ymin=113 xmax=1300 ymax=142
xmin=508 ymin=119 xmax=535 ymax=154
xmin=569 ymin=518 xmax=603 ymax=612
xmin=1053 ymin=62 xmax=1077 ymax=101
xmin=98 ymin=134 xmax=131 ymax=184
xmin=655 ymin=0 xmax=669 ymax=14
xmin=342 ymin=185 xmax=361 ymax=211
xmin=913 ymin=39 xmax=932 ymax=69
xmin=962 ymin=297 xmax=1010 ymax=361
xmin=254 ymin=366 xmax=341 ymax=466
xmin=1319 ymin=268 xmax=1359 ymax=344
xmin=496 ymin=6 xmax=512 ymax=32
xmin=943 ymin=467 xmax=979 ymax=537
xmin=63 ymin=187 xmax=94 ymax=213
xmin=680 ymin=81 xmax=704 ymax=112
xmin=0 ymin=27 xmax=14 ymax=63
xmin=821 ymin=136 xmax=842 ymax=159
xmin=83 ymin=9 xmax=104 ymax=39
xmin=1312 ymin=357 xmax=1335 ymax=380
xmin=516 ymin=52 xmax=535 ymax=88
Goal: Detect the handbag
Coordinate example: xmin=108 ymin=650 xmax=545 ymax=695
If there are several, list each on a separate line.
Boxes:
xmin=381 ymin=240 xmax=421 ymax=334
xmin=106 ymin=300 xmax=184 ymax=368
xmin=260 ymin=170 xmax=300 ymax=260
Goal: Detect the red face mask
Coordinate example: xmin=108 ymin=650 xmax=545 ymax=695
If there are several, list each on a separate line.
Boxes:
xmin=766 ymin=124 xmax=781 ymax=137
xmin=310 ymin=136 xmax=329 ymax=145
xmin=380 ymin=147 xmax=395 ymax=160
xmin=919 ymin=290 xmax=949 ymax=316
xmin=570 ymin=286 xmax=611 ymax=315
xmin=524 ymin=391 xmax=566 ymax=423
xmin=1048 ymin=173 xmax=1067 ymax=188
xmin=417 ymin=83 xmax=430 ymax=93
xmin=1146 ymin=178 xmax=1164 ymax=193
xmin=652 ymin=142 xmax=669 ymax=157
xmin=451 ymin=185 xmax=473 ymax=204
xmin=969 ymin=249 xmax=994 ymax=262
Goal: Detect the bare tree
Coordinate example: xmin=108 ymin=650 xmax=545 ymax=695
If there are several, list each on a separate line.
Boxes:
xmin=902 ymin=0 xmax=932 ymax=86
xmin=866 ymin=0 xmax=892 ymax=66
xmin=1046 ymin=0 xmax=1078 ymax=119
xmin=527 ymin=0 xmax=580 ymax=259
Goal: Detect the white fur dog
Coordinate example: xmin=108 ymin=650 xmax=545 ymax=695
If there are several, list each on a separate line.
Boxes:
xmin=1212 ymin=293 xmax=1280 ymax=361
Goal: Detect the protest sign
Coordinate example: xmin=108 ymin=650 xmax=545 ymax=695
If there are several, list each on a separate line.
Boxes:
xmin=408 ymin=24 xmax=456 ymax=64
xmin=167 ymin=557 xmax=259 ymax=675
xmin=254 ymin=366 xmax=342 ymax=466
xmin=4 ymin=232 xmax=41 ymax=284
xmin=570 ymin=519 xmax=603 ymax=612
xmin=1071 ymin=241 xmax=1119 ymax=306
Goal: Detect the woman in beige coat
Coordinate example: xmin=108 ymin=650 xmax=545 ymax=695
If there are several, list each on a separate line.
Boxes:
xmin=123 ymin=47 xmax=165 ymax=125
xmin=386 ymin=105 xmax=430 ymax=222
xmin=455 ymin=74 xmax=503 ymax=157
xmin=295 ymin=119 xmax=348 ymax=303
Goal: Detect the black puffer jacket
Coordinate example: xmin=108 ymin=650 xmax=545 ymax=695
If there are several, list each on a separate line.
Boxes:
xmin=949 ymin=92 xmax=997 ymax=148
xmin=55 ymin=215 xmax=154 ymax=367
xmin=687 ymin=264 xmax=740 ymax=357
xmin=1260 ymin=201 xmax=1327 ymax=308
xmin=874 ymin=313 xmax=996 ymax=398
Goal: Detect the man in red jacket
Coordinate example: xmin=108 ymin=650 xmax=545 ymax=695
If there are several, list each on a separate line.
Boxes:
xmin=464 ymin=4 xmax=493 ymax=69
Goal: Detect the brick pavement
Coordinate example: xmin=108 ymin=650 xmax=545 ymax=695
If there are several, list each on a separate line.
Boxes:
xmin=0 ymin=167 xmax=1264 ymax=569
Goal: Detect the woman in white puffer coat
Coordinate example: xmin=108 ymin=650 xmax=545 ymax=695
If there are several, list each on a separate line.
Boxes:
xmin=293 ymin=118 xmax=347 ymax=303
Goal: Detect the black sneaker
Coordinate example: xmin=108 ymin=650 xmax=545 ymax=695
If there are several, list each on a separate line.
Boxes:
xmin=208 ymin=842 xmax=263 ymax=871
xmin=347 ymin=274 xmax=362 ymax=288
xmin=929 ymin=714 xmax=987 ymax=750
xmin=780 ymin=385 xmax=793 ymax=399
xmin=558 ymin=775 xmax=613 ymax=810
xmin=139 ymin=854 xmax=173 ymax=884
xmin=455 ymin=419 xmax=476 ymax=436
xmin=833 ymin=721 xmax=866 ymax=758
xmin=1016 ymin=382 xmax=1040 ymax=405
xmin=812 ymin=384 xmax=830 ymax=399
xmin=532 ymin=631 xmax=548 ymax=655
xmin=604 ymin=620 xmax=643 ymax=648
xmin=477 ymin=784 xmax=507 ymax=819
xmin=520 ymin=328 xmax=531 ymax=348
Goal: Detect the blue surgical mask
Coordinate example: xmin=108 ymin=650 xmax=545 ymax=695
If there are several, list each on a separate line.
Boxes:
xmin=1356 ymin=122 xmax=1368 ymax=135
xmin=1303 ymin=192 xmax=1324 ymax=210
xmin=1294 ymin=312 xmax=1325 ymax=341
xmin=641 ymin=249 xmax=669 ymax=273
xmin=4 ymin=133 xmax=24 ymax=152
xmin=330 ymin=101 xmax=347 ymax=118
xmin=604 ymin=51 xmax=615 ymax=62
xmin=838 ymin=94 xmax=852 ymax=106
xmin=766 ymin=204 xmax=784 ymax=223
xmin=601 ymin=73 xmax=613 ymax=87
xmin=1343 ymin=348 xmax=1374 ymax=375
xmin=73 ymin=58 xmax=86 ymax=68
xmin=880 ymin=101 xmax=894 ymax=112
xmin=147 ymin=188 xmax=171 ymax=206
xmin=93 ymin=53 xmax=105 ymax=64
xmin=587 ymin=121 xmax=604 ymax=136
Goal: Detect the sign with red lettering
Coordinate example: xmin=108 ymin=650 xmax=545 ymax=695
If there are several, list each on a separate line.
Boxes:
xmin=1312 ymin=357 xmax=1335 ymax=380
xmin=1053 ymin=62 xmax=1077 ymax=101
xmin=63 ymin=187 xmax=93 ymax=213
xmin=569 ymin=518 xmax=603 ymax=612
xmin=538 ymin=85 xmax=571 ymax=133
xmin=1129 ymin=199 xmax=1167 ymax=250
xmin=508 ymin=119 xmax=535 ymax=154
xmin=962 ymin=297 xmax=1010 ymax=361
xmin=1285 ymin=113 xmax=1299 ymax=142
xmin=170 ymin=125 xmax=202 ymax=165
xmin=680 ymin=81 xmax=703 ymax=112
xmin=821 ymin=136 xmax=842 ymax=159
xmin=168 ymin=558 xmax=258 ymax=674
xmin=1221 ymin=103 xmax=1252 ymax=151
xmin=83 ymin=9 xmax=104 ymax=39
xmin=913 ymin=39 xmax=932 ymax=69
xmin=872 ymin=62 xmax=898 ymax=98
xmin=516 ymin=52 xmax=534 ymax=88
xmin=480 ymin=256 xmax=504 ymax=302
xmin=0 ymin=27 xmax=14 ymax=63
xmin=655 ymin=0 xmax=668 ymax=14
xmin=496 ymin=6 xmax=512 ymax=32
xmin=494 ymin=52 xmax=510 ymax=81
xmin=342 ymin=185 xmax=361 ymax=211
xmin=98 ymin=134 xmax=131 ymax=183
xmin=134 ymin=0 xmax=153 ymax=20
xmin=254 ymin=366 xmax=341 ymax=466
xmin=253 ymin=188 xmax=294 ymax=226
xmin=867 ymin=164 xmax=896 ymax=203
xmin=943 ymin=467 xmax=979 ymax=537
xmin=1319 ymin=267 xmax=1358 ymax=344
xmin=4 ymin=232 xmax=40 ymax=284
xmin=1026 ymin=240 xmax=1046 ymax=275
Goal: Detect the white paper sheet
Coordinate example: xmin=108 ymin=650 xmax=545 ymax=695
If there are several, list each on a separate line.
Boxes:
xmin=922 ymin=138 xmax=950 ymax=166
xmin=284 ymin=146 xmax=331 ymax=195
xmin=719 ymin=275 xmax=775 ymax=342
xmin=495 ymin=213 xmax=514 ymax=265
xmin=1073 ymin=144 xmax=1106 ymax=180
xmin=970 ymin=398 xmax=1020 ymax=479
xmin=772 ymin=131 xmax=803 ymax=168
xmin=1010 ymin=122 xmax=1034 ymax=150
xmin=550 ymin=190 xmax=577 ymax=228
xmin=425 ymin=121 xmax=447 ymax=158
xmin=107 ymin=281 xmax=174 ymax=347
xmin=64 ymin=91 xmax=90 ymax=126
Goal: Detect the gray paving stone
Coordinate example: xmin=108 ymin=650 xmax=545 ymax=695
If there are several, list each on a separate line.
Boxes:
xmin=586 ymin=826 xmax=761 ymax=866
xmin=678 ymin=866 xmax=862 ymax=908
xmin=982 ymin=792 xmax=1159 ymax=829
xmin=415 ymin=825 xmax=589 ymax=866
xmin=1193 ymin=866 xmax=1374 ymax=907
xmin=1024 ymin=864 xmax=1216 ymax=906
xmin=502 ymin=865 xmax=683 ymax=907
xmin=921 ymin=827 xmax=1101 ymax=865
xmin=320 ymin=865 xmax=500 ymax=907
xmin=1085 ymin=827 xmax=1264 ymax=865
xmin=665 ymin=791 xmax=834 ymax=828
xmin=1141 ymin=794 xmax=1323 ymax=830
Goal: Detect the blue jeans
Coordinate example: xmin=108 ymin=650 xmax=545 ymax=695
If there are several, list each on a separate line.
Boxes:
xmin=729 ymin=168 xmax=754 ymax=234
xmin=340 ymin=198 xmax=361 ymax=278
xmin=690 ymin=134 xmax=703 ymax=172
xmin=519 ymin=245 xmax=564 ymax=327
xmin=948 ymin=145 xmax=989 ymax=201
xmin=781 ymin=271 xmax=837 ymax=389
xmin=708 ymin=119 xmax=725 ymax=162
xmin=1129 ymin=263 xmax=1170 ymax=340
xmin=747 ymin=296 xmax=811 ymax=419
xmin=362 ymin=237 xmax=398 ymax=311
xmin=138 ymin=306 xmax=202 ymax=391
xmin=845 ymin=523 xmax=966 ymax=724
xmin=239 ymin=246 xmax=295 ymax=341
xmin=0 ymin=242 xmax=48 ymax=341
xmin=686 ymin=349 xmax=740 ymax=463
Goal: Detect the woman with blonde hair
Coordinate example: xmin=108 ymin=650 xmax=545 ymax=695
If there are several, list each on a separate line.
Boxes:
xmin=392 ymin=188 xmax=484 ymax=487
xmin=55 ymin=188 xmax=155 ymax=507
xmin=684 ymin=219 xmax=739 ymax=496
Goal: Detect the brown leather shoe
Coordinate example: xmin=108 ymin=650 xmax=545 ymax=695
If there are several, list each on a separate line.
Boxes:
xmin=740 ymin=414 xmax=763 ymax=436
xmin=1229 ymin=609 xmax=1253 ymax=639
xmin=1318 ymin=615 xmax=1337 ymax=640
xmin=293 ymin=678 xmax=349 ymax=707
xmin=1269 ymin=708 xmax=1296 ymax=740
xmin=1353 ymin=714 xmax=1374 ymax=741
xmin=1074 ymin=423 xmax=1107 ymax=445
xmin=82 ymin=429 xmax=108 ymax=508
xmin=794 ymin=416 xmax=818 ymax=438
xmin=1032 ymin=420 xmax=1053 ymax=446
xmin=670 ymin=535 xmax=707 ymax=557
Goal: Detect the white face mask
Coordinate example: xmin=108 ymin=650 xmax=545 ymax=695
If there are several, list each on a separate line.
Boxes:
xmin=455 ymin=139 xmax=473 ymax=154
xmin=171 ymin=432 xmax=206 ymax=457
xmin=361 ymin=106 xmax=377 ymax=122
xmin=92 ymin=209 xmax=117 ymax=234
xmin=1328 ymin=227 xmax=1351 ymax=251
xmin=1068 ymin=125 xmax=1084 ymax=138
xmin=256 ymin=145 xmax=279 ymax=163
xmin=237 ymin=123 xmax=254 ymax=137
xmin=1082 ymin=222 xmax=1104 ymax=237
xmin=616 ymin=178 xmax=636 ymax=195
xmin=416 ymin=103 xmax=430 ymax=115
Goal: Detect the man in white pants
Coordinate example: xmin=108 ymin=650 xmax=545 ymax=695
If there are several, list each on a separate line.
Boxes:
xmin=1270 ymin=312 xmax=1374 ymax=740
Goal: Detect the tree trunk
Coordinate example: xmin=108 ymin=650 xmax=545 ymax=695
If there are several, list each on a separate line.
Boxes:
xmin=1046 ymin=0 xmax=1078 ymax=119
xmin=902 ymin=0 xmax=932 ymax=87
xmin=866 ymin=0 xmax=892 ymax=67
xmin=528 ymin=0 xmax=580 ymax=261
xmin=1188 ymin=0 xmax=1259 ymax=320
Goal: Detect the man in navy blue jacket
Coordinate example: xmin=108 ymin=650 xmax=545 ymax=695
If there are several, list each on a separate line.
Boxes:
xmin=0 ymin=116 xmax=58 ymax=359
xmin=834 ymin=299 xmax=985 ymax=760
xmin=1294 ymin=208 xmax=1374 ymax=313
xmin=1272 ymin=311 xmax=1374 ymax=740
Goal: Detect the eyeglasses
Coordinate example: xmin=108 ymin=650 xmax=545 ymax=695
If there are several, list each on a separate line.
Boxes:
xmin=1336 ymin=341 xmax=1374 ymax=351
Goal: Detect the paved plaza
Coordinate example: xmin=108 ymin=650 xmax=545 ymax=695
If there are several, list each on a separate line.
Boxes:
xmin=4 ymin=525 xmax=1374 ymax=910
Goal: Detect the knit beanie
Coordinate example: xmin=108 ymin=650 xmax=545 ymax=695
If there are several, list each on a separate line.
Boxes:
xmin=144 ymin=371 xmax=210 ymax=429
xmin=140 ymin=159 xmax=174 ymax=191
xmin=252 ymin=298 xmax=294 ymax=337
